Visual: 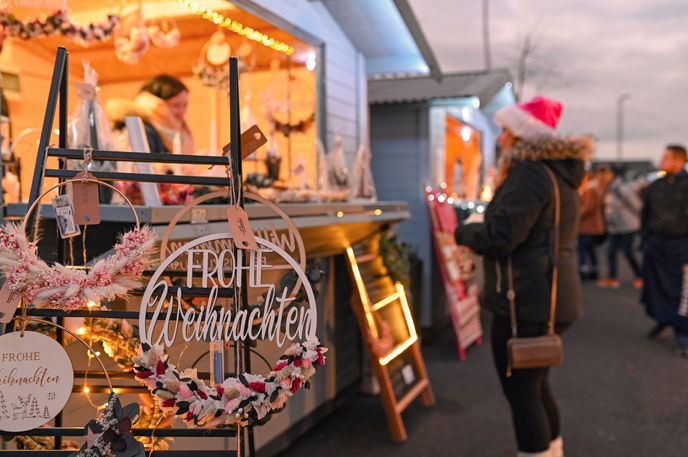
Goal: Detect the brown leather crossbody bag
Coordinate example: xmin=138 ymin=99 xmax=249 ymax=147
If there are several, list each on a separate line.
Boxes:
xmin=506 ymin=164 xmax=563 ymax=376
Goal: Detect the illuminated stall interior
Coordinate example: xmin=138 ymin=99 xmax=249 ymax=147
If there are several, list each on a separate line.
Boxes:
xmin=0 ymin=0 xmax=318 ymax=202
xmin=444 ymin=115 xmax=481 ymax=200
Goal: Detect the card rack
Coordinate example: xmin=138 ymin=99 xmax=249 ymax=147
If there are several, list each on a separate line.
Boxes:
xmin=0 ymin=47 xmax=256 ymax=457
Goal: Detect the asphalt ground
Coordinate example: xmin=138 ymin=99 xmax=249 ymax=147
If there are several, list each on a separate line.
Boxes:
xmin=277 ymin=275 xmax=688 ymax=457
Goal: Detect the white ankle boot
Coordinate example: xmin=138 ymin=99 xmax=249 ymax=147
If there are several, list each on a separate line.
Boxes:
xmin=549 ymin=436 xmax=564 ymax=457
xmin=516 ymin=450 xmax=551 ymax=457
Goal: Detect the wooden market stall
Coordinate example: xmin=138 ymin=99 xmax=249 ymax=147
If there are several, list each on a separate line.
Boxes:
xmin=0 ymin=0 xmax=439 ymax=455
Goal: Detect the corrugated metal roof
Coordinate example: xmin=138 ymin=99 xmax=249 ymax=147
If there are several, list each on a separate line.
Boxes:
xmin=368 ymin=69 xmax=512 ymax=105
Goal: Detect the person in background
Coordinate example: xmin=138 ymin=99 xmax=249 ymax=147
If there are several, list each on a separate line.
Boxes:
xmin=597 ymin=169 xmax=643 ymax=289
xmin=577 ymin=168 xmax=606 ymax=280
xmin=107 ymin=74 xmax=194 ymax=155
xmin=456 ymin=96 xmax=591 ymax=457
xmin=642 ymin=144 xmax=688 ymax=357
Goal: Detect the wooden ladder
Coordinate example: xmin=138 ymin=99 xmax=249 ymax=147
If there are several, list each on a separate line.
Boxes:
xmin=345 ymin=240 xmax=434 ymax=442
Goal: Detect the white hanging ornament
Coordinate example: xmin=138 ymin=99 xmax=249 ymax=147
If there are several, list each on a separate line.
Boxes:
xmin=0 ymin=331 xmax=74 ymax=432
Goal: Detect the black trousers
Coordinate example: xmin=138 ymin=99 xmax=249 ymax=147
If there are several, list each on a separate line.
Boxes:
xmin=491 ymin=316 xmax=571 ymax=453
xmin=608 ymin=232 xmax=641 ymax=278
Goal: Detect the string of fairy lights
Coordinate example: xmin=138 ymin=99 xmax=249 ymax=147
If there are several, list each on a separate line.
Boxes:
xmin=175 ymin=0 xmax=295 ymax=55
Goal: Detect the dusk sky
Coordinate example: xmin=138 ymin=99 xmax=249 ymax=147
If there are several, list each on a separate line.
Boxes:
xmin=408 ymin=0 xmax=688 ymax=164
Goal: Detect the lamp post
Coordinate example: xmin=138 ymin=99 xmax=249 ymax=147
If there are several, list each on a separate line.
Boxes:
xmin=616 ymin=93 xmax=631 ymax=168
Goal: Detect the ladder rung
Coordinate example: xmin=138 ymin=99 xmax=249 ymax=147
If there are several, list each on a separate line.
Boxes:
xmin=372 ymin=292 xmax=400 ymax=311
xmin=394 ymin=378 xmax=429 ymax=413
xmin=46 ymin=169 xmax=229 ymax=187
xmin=48 ymin=147 xmax=229 ymax=166
xmin=354 ymin=253 xmax=377 ymax=264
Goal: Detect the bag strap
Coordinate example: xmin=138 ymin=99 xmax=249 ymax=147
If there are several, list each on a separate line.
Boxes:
xmin=507 ymin=163 xmax=561 ymax=337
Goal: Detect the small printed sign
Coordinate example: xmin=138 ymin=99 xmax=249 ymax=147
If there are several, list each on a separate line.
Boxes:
xmin=52 ymin=194 xmax=81 ymax=239
xmin=71 ymin=172 xmax=101 ymax=226
xmin=0 ymin=331 xmax=74 ymax=432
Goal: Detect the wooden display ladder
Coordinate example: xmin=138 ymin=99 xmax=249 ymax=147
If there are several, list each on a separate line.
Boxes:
xmin=345 ymin=240 xmax=434 ymax=442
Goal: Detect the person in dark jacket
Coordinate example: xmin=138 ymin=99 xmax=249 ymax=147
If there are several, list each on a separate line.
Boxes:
xmin=641 ymin=144 xmax=688 ymax=357
xmin=456 ymin=96 xmax=591 ymax=457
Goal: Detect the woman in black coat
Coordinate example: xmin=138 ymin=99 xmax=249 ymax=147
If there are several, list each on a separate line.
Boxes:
xmin=455 ymin=96 xmax=591 ymax=457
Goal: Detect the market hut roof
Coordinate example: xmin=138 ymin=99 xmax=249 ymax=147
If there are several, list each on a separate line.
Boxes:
xmin=368 ymin=68 xmax=512 ymax=106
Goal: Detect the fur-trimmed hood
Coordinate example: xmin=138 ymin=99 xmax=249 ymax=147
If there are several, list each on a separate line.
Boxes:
xmin=497 ymin=135 xmax=594 ymax=188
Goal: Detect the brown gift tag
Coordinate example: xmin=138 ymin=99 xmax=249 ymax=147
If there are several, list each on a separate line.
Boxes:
xmin=227 ymin=206 xmax=258 ymax=250
xmin=72 ymin=171 xmax=101 ymax=225
xmin=0 ymin=282 xmax=21 ymax=323
xmin=222 ymin=125 xmax=268 ymax=159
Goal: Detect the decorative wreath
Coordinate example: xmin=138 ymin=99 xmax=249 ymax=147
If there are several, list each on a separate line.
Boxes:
xmin=0 ymin=9 xmax=119 ymax=45
xmin=0 ymin=179 xmax=156 ymax=311
xmin=133 ymin=338 xmax=327 ymax=427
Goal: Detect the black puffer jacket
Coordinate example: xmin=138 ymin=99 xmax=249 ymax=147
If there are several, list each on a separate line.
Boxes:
xmin=456 ymin=137 xmax=591 ymax=324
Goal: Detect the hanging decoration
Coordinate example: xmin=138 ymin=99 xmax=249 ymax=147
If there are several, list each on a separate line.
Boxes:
xmin=0 ymin=178 xmax=156 ymax=312
xmin=133 ymin=339 xmax=327 ymax=427
xmin=175 ymin=0 xmax=294 ymax=55
xmin=193 ymin=32 xmax=254 ymax=89
xmin=147 ymin=19 xmax=180 ymax=49
xmin=0 ymin=223 xmax=156 ymax=310
xmin=269 ymin=112 xmax=315 ymax=138
xmin=113 ymin=0 xmax=149 ymax=65
xmin=0 ymin=9 xmax=119 ymax=45
xmin=68 ymin=393 xmax=145 ymax=457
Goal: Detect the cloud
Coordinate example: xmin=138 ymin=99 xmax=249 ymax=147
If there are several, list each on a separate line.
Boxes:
xmin=408 ymin=0 xmax=688 ymax=160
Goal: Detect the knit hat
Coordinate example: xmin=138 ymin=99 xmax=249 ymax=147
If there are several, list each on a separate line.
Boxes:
xmin=494 ymin=96 xmax=563 ymax=140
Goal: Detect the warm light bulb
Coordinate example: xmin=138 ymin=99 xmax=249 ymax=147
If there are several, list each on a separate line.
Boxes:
xmin=76 ymin=327 xmax=87 ymax=336
xmin=86 ymin=300 xmax=98 ymax=309
xmin=83 ymin=386 xmax=90 ymax=393
xmin=374 ymin=209 xmax=383 ymax=216
xmin=336 ymin=211 xmax=344 ymax=217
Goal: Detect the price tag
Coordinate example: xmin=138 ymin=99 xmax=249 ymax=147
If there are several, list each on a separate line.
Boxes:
xmin=227 ymin=206 xmax=258 ymax=250
xmin=71 ymin=172 xmax=101 ymax=226
xmin=0 ymin=282 xmax=20 ymax=324
xmin=52 ymin=194 xmax=81 ymax=239
xmin=222 ymin=125 xmax=268 ymax=160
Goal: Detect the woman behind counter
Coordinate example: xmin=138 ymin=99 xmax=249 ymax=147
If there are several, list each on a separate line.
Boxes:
xmin=455 ymin=96 xmax=592 ymax=457
xmin=107 ymin=74 xmax=195 ymax=155
xmin=106 ymin=75 xmax=195 ymax=204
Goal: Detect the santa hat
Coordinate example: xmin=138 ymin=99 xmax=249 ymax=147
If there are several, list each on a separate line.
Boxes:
xmin=494 ymin=96 xmax=563 ymax=140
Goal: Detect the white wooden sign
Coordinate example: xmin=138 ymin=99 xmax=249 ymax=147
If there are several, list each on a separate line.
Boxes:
xmin=0 ymin=331 xmax=74 ymax=432
xmin=139 ymin=233 xmax=318 ymax=348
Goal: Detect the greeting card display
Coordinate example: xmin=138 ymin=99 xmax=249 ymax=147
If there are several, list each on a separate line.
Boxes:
xmin=425 ymin=188 xmax=482 ymax=360
xmin=0 ymin=331 xmax=74 ymax=432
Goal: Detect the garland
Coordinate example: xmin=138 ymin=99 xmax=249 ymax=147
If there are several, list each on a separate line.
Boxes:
xmin=0 ymin=223 xmax=156 ymax=310
xmin=0 ymin=9 xmax=119 ymax=44
xmin=133 ymin=338 xmax=327 ymax=427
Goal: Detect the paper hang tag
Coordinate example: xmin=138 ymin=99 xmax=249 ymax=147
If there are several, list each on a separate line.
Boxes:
xmin=52 ymin=194 xmax=81 ymax=239
xmin=222 ymin=125 xmax=268 ymax=160
xmin=227 ymin=206 xmax=258 ymax=250
xmin=71 ymin=171 xmax=101 ymax=225
xmin=75 ymin=82 xmax=97 ymax=101
xmin=0 ymin=282 xmax=21 ymax=323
